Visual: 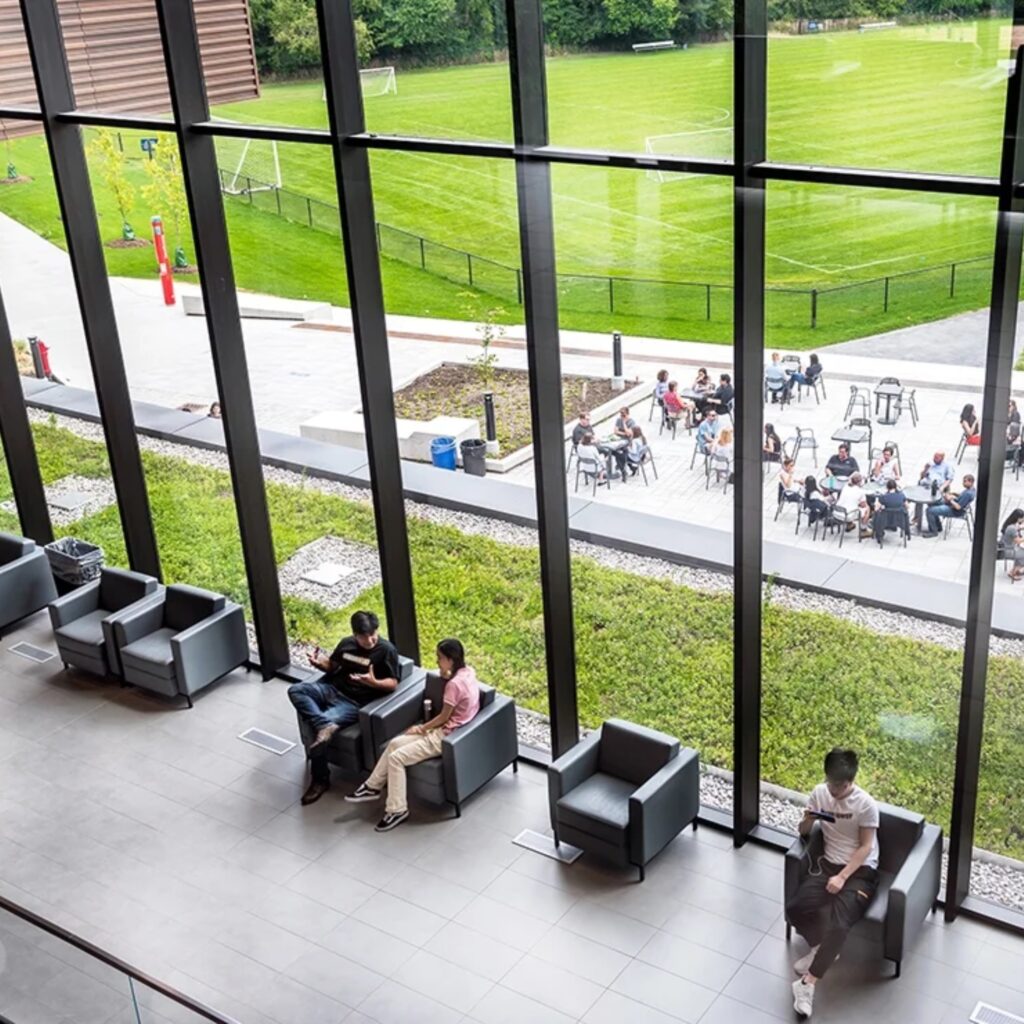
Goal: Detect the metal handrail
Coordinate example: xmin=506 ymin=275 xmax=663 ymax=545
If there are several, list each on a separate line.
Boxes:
xmin=0 ymin=892 xmax=242 ymax=1024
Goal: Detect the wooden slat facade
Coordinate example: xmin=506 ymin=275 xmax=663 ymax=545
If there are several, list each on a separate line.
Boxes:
xmin=0 ymin=0 xmax=259 ymax=137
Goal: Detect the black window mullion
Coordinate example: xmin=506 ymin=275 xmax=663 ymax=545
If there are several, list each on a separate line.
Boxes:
xmin=0 ymin=287 xmax=52 ymax=544
xmin=504 ymin=0 xmax=579 ymax=757
xmin=315 ymin=0 xmax=420 ymax=663
xmin=945 ymin=31 xmax=1024 ymax=919
xmin=733 ymin=0 xmax=768 ymax=843
xmin=19 ymin=0 xmax=161 ymax=578
xmin=152 ymin=0 xmax=289 ymax=677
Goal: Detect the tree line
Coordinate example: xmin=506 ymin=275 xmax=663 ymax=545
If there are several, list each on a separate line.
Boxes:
xmin=248 ymin=0 xmax=1001 ymax=75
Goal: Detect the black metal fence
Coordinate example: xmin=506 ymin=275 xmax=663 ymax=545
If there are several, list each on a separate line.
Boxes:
xmin=220 ymin=168 xmax=995 ymax=331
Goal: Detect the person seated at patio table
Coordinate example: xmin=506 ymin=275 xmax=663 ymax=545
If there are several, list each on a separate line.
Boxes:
xmin=576 ymin=431 xmax=607 ymax=483
xmin=803 ymin=475 xmax=831 ymax=525
xmin=696 ymin=409 xmax=721 ymax=455
xmin=764 ymin=352 xmax=792 ymax=402
xmin=922 ymin=474 xmax=976 ymax=537
xmin=663 ymin=381 xmax=692 ymax=429
xmin=1009 ymin=399 xmax=1021 ymax=425
xmin=652 ymin=369 xmax=670 ymax=404
xmin=786 ymin=353 xmax=822 ymax=389
xmin=1010 ymin=534 xmax=1024 ymax=581
xmin=711 ymin=427 xmax=734 ymax=477
xmin=919 ymin=451 xmax=955 ymax=491
xmin=872 ymin=477 xmax=906 ymax=513
xmin=960 ymin=404 xmax=981 ymax=447
xmin=572 ymin=411 xmax=591 ymax=446
xmin=825 ymin=444 xmax=858 ymax=479
xmin=1000 ymin=508 xmax=1024 ymax=566
xmin=693 ymin=367 xmax=713 ymax=393
xmin=763 ymin=423 xmax=783 ymax=463
xmin=700 ymin=373 xmax=734 ymax=417
xmin=613 ymin=406 xmax=636 ymax=439
xmin=778 ymin=457 xmax=797 ymax=493
xmin=837 ymin=472 xmax=870 ymax=531
xmin=869 ymin=446 xmax=900 ymax=484
xmin=624 ymin=426 xmax=651 ymax=475
xmin=614 ymin=425 xmax=646 ymax=475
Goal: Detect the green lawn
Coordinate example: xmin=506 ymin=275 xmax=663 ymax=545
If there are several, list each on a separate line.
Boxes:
xmin=2 ymin=420 xmax=1023 ymax=858
xmin=0 ymin=22 xmax=1012 ymax=344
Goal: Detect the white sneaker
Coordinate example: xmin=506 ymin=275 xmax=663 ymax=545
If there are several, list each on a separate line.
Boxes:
xmin=793 ymin=946 xmax=820 ymax=975
xmin=792 ymin=978 xmax=815 ymax=1019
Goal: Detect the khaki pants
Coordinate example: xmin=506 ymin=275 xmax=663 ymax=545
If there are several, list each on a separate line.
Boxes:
xmin=366 ymin=729 xmax=444 ymax=813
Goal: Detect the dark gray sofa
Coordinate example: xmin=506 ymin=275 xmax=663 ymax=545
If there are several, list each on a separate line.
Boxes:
xmin=548 ymin=718 xmax=700 ymax=881
xmin=784 ymin=803 xmax=942 ymax=977
xmin=368 ymin=672 xmax=518 ymax=815
xmin=113 ymin=584 xmax=249 ymax=707
xmin=49 ymin=567 xmax=162 ymax=677
xmin=0 ymin=533 xmax=58 ymax=636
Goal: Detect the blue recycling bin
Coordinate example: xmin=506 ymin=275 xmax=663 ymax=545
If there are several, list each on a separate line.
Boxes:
xmin=430 ymin=436 xmax=457 ymax=471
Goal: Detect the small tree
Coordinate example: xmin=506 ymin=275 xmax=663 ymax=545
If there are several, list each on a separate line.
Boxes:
xmin=142 ymin=143 xmax=190 ymax=267
xmin=463 ymin=295 xmax=506 ymax=392
xmin=89 ymin=128 xmax=137 ymax=241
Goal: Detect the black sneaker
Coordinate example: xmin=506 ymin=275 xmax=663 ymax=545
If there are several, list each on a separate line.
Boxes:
xmin=374 ymin=810 xmax=409 ymax=832
xmin=345 ymin=784 xmax=382 ymax=803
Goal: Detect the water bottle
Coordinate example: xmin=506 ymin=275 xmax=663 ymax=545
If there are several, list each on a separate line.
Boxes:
xmin=423 ymin=698 xmax=432 ymax=723
xmin=931 ymin=480 xmax=938 ymax=498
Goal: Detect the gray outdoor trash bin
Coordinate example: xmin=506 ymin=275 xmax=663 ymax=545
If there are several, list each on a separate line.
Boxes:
xmin=460 ymin=438 xmax=487 ymax=476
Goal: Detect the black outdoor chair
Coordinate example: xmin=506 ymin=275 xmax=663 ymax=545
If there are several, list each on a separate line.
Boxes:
xmin=707 ymin=453 xmax=731 ymax=493
xmin=775 ymin=482 xmax=802 ymax=522
xmin=565 ymin=439 xmax=579 ymax=476
xmin=892 ymin=388 xmax=919 ymax=427
xmin=942 ymin=504 xmax=975 ymax=541
xmin=875 ymin=376 xmax=902 ymax=416
xmin=575 ymin=455 xmax=611 ymax=496
xmin=798 ymin=495 xmax=832 ymax=539
xmin=847 ymin=417 xmax=874 ymax=458
xmin=873 ymin=507 xmax=910 ymax=547
xmin=844 ymin=385 xmax=871 ymax=421
xmin=659 ymin=403 xmax=680 ymax=440
xmin=628 ymin=444 xmax=658 ymax=486
xmin=764 ymin=376 xmax=791 ymax=406
xmin=799 ymin=372 xmax=826 ymax=405
xmin=785 ymin=804 xmax=942 ymax=978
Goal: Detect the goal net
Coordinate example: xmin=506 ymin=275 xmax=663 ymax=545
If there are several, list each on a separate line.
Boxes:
xmin=211 ymin=119 xmax=282 ymax=196
xmin=644 ymin=127 xmax=733 ymax=182
xmin=322 ymin=66 xmax=398 ymax=101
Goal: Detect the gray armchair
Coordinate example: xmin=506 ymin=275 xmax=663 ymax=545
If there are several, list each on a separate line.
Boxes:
xmin=0 ymin=533 xmax=57 ymax=636
xmin=113 ymin=584 xmax=249 ymax=707
xmin=368 ymin=672 xmax=518 ymax=816
xmin=298 ymin=655 xmax=420 ymax=774
xmin=784 ymin=803 xmax=942 ymax=977
xmin=548 ymin=719 xmax=700 ymax=881
xmin=49 ymin=567 xmax=161 ymax=677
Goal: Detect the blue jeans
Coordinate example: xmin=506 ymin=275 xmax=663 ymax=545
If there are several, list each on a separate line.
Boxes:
xmin=289 ymin=680 xmax=360 ymax=784
xmin=926 ymin=504 xmax=956 ymax=534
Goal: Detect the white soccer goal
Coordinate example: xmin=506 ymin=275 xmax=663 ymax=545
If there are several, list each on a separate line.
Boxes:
xmin=644 ymin=127 xmax=733 ymax=182
xmin=212 ymin=119 xmax=282 ymax=196
xmin=322 ymin=66 xmax=398 ymax=101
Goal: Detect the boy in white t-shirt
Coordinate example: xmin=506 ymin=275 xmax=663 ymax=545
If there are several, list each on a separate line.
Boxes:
xmin=788 ymin=748 xmax=880 ymax=1019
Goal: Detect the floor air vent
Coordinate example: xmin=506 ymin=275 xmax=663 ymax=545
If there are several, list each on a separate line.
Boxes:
xmin=513 ymin=828 xmax=583 ymax=864
xmin=9 ymin=642 xmax=56 ymax=664
xmin=972 ymin=1003 xmax=1024 ymax=1024
xmin=238 ymin=728 xmax=295 ymax=755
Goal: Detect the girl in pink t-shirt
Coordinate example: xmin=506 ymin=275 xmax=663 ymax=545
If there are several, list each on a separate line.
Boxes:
xmin=346 ymin=638 xmax=481 ymax=832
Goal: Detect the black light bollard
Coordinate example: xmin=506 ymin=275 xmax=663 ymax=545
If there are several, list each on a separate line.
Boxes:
xmin=611 ymin=330 xmax=624 ymax=392
xmin=483 ymin=391 xmax=499 ymax=456
xmin=28 ymin=336 xmax=45 ymax=379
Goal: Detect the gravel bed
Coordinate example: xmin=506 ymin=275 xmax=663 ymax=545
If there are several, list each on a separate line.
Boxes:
xmin=29 ymin=409 xmax=1024 ymax=910
xmin=278 ymin=536 xmax=381 ymax=611
xmin=1 ymin=472 xmax=116 ymax=527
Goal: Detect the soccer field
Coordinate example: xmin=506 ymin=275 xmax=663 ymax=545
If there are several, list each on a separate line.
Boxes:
xmin=210 ymin=19 xmax=1006 ymax=295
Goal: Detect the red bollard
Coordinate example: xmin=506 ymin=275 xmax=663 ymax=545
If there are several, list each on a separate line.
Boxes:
xmin=37 ymin=340 xmax=52 ymax=378
xmin=152 ymin=215 xmax=176 ymax=306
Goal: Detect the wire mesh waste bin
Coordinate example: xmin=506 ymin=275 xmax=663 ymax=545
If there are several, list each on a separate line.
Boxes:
xmin=460 ymin=438 xmax=487 ymax=477
xmin=45 ymin=538 xmax=104 ymax=585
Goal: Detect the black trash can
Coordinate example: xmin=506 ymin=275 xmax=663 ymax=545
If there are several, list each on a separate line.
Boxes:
xmin=460 ymin=438 xmax=487 ymax=477
xmin=44 ymin=537 xmax=104 ymax=586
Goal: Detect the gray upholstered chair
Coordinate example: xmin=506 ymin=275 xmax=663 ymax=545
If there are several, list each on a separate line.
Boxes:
xmin=297 ymin=655 xmax=420 ymax=775
xmin=368 ymin=672 xmax=518 ymax=816
xmin=784 ymin=803 xmax=942 ymax=977
xmin=113 ymin=584 xmax=249 ymax=707
xmin=548 ymin=719 xmax=700 ymax=881
xmin=49 ymin=567 xmax=162 ymax=677
xmin=0 ymin=533 xmax=58 ymax=637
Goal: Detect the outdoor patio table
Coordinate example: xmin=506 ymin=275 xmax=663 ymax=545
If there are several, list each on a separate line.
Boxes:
xmin=874 ymin=382 xmax=903 ymax=426
xmin=830 ymin=425 xmax=871 ymax=459
xmin=903 ymin=483 xmax=944 ymax=533
xmin=679 ymin=389 xmax=704 ymax=402
xmin=598 ymin=436 xmax=629 ymax=479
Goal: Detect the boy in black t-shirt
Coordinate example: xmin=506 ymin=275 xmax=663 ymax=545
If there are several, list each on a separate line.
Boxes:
xmin=289 ymin=610 xmax=400 ymax=806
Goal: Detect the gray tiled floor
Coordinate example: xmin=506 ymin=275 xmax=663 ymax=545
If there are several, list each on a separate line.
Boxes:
xmin=1 ymin=613 xmax=1023 ymax=1024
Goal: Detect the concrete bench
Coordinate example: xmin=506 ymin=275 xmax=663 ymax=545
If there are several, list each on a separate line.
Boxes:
xmin=182 ymin=294 xmax=332 ymax=322
xmin=300 ymin=411 xmax=480 ymax=464
xmin=632 ymin=40 xmax=675 ymax=52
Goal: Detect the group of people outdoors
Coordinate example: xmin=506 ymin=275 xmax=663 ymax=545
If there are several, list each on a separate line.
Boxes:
xmin=654 ymin=366 xmax=735 ymax=431
xmin=571 ymin=406 xmax=653 ymax=483
xmin=288 ymin=611 xmax=481 ymax=833
xmin=765 ymin=351 xmax=823 ymax=403
xmin=788 ymin=445 xmax=976 ymax=538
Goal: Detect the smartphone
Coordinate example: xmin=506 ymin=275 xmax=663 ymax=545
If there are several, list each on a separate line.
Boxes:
xmin=808 ymin=810 xmax=836 ymax=823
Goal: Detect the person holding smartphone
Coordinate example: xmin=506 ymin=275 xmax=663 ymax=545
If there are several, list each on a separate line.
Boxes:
xmin=288 ymin=610 xmax=400 ymax=806
xmin=788 ymin=748 xmax=880 ymax=1019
